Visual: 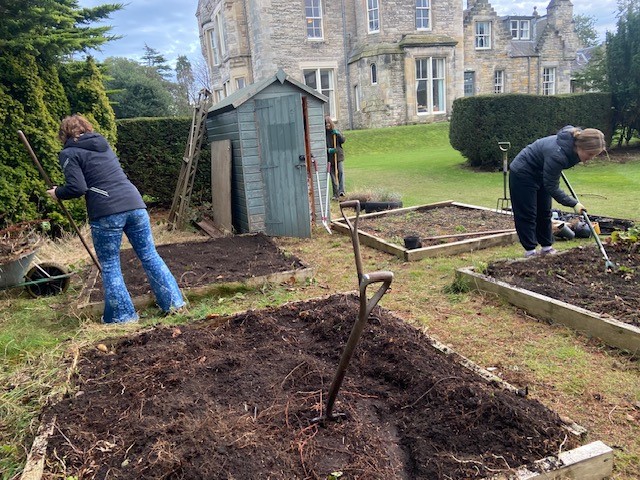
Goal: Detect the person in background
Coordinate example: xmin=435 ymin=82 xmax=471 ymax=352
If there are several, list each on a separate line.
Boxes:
xmin=325 ymin=115 xmax=346 ymax=200
xmin=47 ymin=114 xmax=185 ymax=323
xmin=508 ymin=125 xmax=606 ymax=258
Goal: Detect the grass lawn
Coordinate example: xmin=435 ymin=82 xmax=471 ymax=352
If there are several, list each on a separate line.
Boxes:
xmin=0 ymin=122 xmax=638 ymax=479
xmin=344 ymin=122 xmax=640 ymax=221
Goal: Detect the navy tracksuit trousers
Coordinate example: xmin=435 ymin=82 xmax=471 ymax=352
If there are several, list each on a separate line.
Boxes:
xmin=508 ymin=171 xmax=554 ymax=251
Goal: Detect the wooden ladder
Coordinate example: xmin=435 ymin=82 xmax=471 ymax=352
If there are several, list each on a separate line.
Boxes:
xmin=168 ymin=89 xmax=213 ymax=230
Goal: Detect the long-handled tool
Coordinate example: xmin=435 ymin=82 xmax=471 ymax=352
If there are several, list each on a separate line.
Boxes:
xmin=311 ymin=200 xmax=393 ymax=425
xmin=311 ymin=155 xmax=332 ymax=234
xmin=496 ymin=141 xmax=511 ymax=212
xmin=324 ymin=161 xmax=332 ymax=225
xmin=18 ymin=130 xmax=102 ymax=273
xmin=561 ymin=172 xmax=615 ymax=271
xmin=332 ymin=133 xmax=339 ymax=198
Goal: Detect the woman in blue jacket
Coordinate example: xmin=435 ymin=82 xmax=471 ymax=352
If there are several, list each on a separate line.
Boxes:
xmin=509 ymin=125 xmax=605 ymax=258
xmin=47 ymin=114 xmax=185 ymax=323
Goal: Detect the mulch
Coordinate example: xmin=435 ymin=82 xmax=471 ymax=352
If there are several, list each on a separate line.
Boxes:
xmin=43 ymin=294 xmax=578 ymax=479
xmin=88 ymin=233 xmax=306 ymax=303
xmin=487 ymin=244 xmax=640 ymax=327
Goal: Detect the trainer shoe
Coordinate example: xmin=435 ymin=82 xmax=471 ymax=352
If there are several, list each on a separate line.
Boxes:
xmin=540 ymin=247 xmax=558 ymax=256
xmin=524 ymin=249 xmax=538 ymax=258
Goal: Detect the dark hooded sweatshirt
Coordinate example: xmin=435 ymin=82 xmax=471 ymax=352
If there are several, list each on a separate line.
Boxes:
xmin=55 ymin=133 xmax=146 ymax=221
xmin=508 ymin=125 xmax=581 ymax=208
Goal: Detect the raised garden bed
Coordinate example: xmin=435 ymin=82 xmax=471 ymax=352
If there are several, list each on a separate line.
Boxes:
xmin=332 ymin=201 xmax=517 ymax=261
xmin=26 ymin=294 xmax=612 ymax=479
xmin=457 ymin=244 xmax=640 ymax=355
xmin=79 ymin=233 xmax=313 ymax=314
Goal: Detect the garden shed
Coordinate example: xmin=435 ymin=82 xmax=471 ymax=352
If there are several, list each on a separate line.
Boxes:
xmin=205 ymin=69 xmax=328 ymax=238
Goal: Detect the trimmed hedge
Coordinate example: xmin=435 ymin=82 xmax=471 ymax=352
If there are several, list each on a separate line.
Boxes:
xmin=116 ymin=117 xmax=212 ymax=206
xmin=449 ymin=93 xmax=613 ymax=170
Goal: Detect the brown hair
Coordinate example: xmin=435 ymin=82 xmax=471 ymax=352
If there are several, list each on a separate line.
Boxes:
xmin=58 ymin=114 xmax=94 ymax=144
xmin=325 ymin=115 xmax=335 ymax=130
xmin=572 ymin=128 xmax=605 ymax=155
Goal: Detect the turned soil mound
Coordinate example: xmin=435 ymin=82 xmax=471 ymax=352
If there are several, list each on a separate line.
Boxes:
xmin=44 ymin=294 xmax=578 ymax=479
xmin=487 ymin=244 xmax=640 ymax=327
xmin=89 ymin=233 xmax=305 ymax=302
xmin=356 ymin=206 xmax=514 ymax=247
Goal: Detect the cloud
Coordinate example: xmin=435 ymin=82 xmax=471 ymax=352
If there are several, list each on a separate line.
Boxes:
xmin=77 ymin=0 xmax=202 ymax=66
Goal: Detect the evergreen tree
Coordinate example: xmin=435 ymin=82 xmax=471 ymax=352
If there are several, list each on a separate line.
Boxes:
xmin=104 ymin=57 xmax=175 ymax=118
xmin=142 ymin=43 xmax=172 ymax=78
xmin=0 ymin=0 xmax=122 ymax=228
xmin=606 ymin=0 xmax=640 ymax=145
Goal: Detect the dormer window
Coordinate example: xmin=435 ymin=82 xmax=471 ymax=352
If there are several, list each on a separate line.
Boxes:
xmin=510 ymin=19 xmax=530 ymax=40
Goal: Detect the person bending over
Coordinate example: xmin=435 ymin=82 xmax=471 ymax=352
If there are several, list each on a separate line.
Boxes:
xmin=508 ymin=125 xmax=605 ymax=258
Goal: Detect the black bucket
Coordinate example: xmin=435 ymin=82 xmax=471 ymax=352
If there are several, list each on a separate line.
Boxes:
xmin=404 ymin=235 xmax=422 ymax=249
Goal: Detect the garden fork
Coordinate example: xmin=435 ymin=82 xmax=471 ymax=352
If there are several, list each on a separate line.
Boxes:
xmin=312 ymin=200 xmax=393 ymax=425
xmin=496 ymin=141 xmax=511 ymax=212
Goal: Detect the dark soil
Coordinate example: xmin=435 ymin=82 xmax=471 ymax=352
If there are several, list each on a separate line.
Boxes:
xmin=43 ymin=294 xmax=578 ymax=479
xmin=487 ymin=244 xmax=640 ymax=327
xmin=89 ymin=233 xmax=305 ymax=302
xmin=356 ymin=205 xmax=515 ymax=248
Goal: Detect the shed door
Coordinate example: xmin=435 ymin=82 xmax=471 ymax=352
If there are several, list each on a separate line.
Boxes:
xmin=256 ymin=94 xmax=311 ymax=238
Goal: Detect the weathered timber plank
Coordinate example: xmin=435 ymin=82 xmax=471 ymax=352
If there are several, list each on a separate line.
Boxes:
xmin=512 ymin=440 xmax=613 ymax=479
xmin=332 ymin=202 xmax=518 ymax=262
xmin=78 ymin=267 xmax=315 ymax=318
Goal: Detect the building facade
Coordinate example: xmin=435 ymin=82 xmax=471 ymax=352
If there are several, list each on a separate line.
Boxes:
xmin=196 ymin=0 xmax=582 ymax=130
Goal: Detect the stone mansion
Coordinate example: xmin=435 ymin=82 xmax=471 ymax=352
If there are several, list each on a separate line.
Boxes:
xmin=195 ymin=0 xmax=585 ymax=129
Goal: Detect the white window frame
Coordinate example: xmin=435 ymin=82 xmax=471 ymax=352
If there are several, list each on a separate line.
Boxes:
xmin=302 ymin=68 xmax=336 ymax=118
xmin=415 ymin=57 xmax=446 ymax=115
xmin=542 ymin=67 xmax=556 ymax=95
xmin=235 ymin=77 xmax=246 ymax=90
xmin=494 ymin=70 xmax=504 ymax=94
xmin=510 ymin=19 xmax=530 ymax=40
xmin=209 ymin=28 xmax=220 ymax=65
xmin=475 ymin=21 xmax=491 ymax=49
xmin=416 ymin=0 xmax=430 ymax=30
xmin=305 ymin=0 xmax=323 ymax=40
xmin=215 ymin=11 xmax=227 ymax=58
xmin=368 ymin=0 xmax=380 ymax=33
xmin=370 ymin=63 xmax=377 ymax=85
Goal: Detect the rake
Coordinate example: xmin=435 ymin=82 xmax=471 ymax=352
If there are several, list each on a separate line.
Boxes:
xmin=561 ymin=172 xmax=616 ymax=272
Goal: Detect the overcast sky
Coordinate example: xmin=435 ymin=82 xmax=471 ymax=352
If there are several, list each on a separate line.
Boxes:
xmin=77 ymin=0 xmax=619 ymax=67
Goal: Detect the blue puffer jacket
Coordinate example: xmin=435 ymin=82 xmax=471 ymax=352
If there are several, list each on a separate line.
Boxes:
xmin=509 ymin=125 xmax=580 ymax=207
xmin=55 ymin=133 xmax=146 ymax=220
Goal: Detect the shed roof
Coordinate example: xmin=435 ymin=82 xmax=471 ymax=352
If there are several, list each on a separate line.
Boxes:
xmin=208 ymin=69 xmax=328 ymax=115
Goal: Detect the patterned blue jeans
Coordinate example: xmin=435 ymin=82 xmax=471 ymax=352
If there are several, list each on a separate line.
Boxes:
xmin=90 ymin=209 xmax=185 ymax=323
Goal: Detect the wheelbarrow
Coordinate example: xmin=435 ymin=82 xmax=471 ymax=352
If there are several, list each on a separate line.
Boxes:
xmin=0 ymin=249 xmax=72 ymax=297
xmin=312 ymin=200 xmax=393 ymax=425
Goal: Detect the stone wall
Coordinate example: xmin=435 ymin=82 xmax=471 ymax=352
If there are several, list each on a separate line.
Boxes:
xmin=196 ymin=0 xmax=582 ymax=129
